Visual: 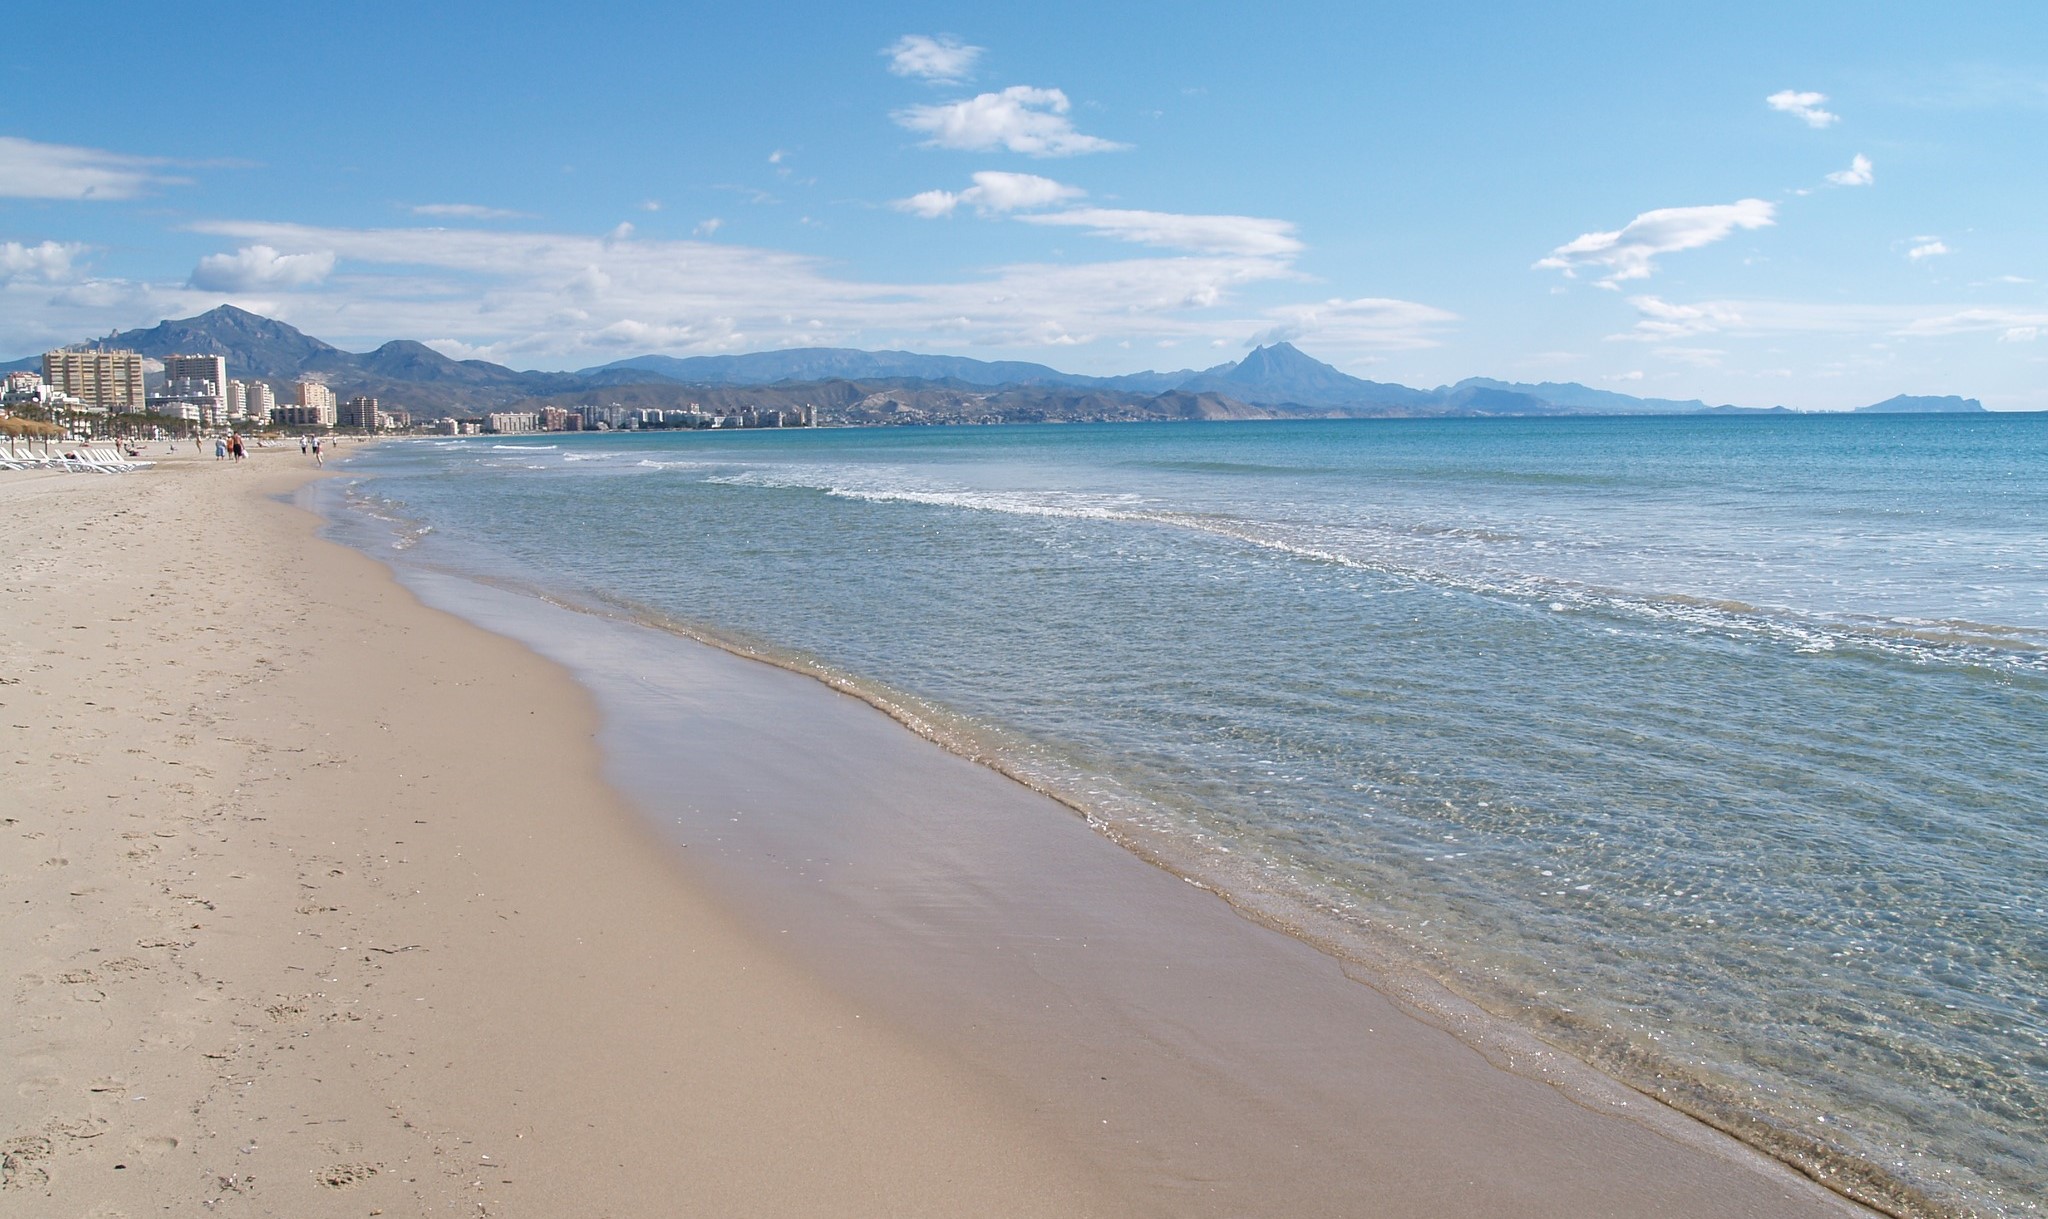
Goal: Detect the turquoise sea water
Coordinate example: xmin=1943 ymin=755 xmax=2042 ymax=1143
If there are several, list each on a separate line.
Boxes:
xmin=331 ymin=415 xmax=2045 ymax=1217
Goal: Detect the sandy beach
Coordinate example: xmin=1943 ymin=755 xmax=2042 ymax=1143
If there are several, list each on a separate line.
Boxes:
xmin=4 ymin=444 xmax=1878 ymax=1217
xmin=1 ymin=447 xmax=1116 ymax=1216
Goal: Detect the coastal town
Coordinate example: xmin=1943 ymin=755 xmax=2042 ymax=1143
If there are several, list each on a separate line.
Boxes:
xmin=1 ymin=344 xmax=821 ymax=441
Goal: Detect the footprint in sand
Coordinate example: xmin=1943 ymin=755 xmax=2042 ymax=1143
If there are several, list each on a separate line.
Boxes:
xmin=313 ymin=1161 xmax=379 ymax=1188
xmin=1 ymin=1134 xmax=53 ymax=1190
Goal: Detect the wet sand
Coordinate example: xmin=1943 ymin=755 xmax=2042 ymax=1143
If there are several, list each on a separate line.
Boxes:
xmin=397 ymin=562 xmax=1880 ymax=1219
xmin=2 ymin=443 xmax=1875 ymax=1217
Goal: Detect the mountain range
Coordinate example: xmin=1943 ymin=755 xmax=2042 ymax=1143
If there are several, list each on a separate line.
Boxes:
xmin=4 ymin=306 xmax=1988 ymax=420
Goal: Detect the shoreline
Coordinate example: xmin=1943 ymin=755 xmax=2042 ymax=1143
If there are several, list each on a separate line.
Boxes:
xmin=1 ymin=449 xmax=1120 ymax=1216
xmin=323 ymin=448 xmax=1884 ymax=1216
xmin=3 ymin=445 xmax=1882 ymax=1216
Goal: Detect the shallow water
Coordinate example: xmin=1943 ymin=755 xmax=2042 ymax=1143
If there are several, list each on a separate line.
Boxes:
xmin=330 ymin=415 xmax=2048 ymax=1217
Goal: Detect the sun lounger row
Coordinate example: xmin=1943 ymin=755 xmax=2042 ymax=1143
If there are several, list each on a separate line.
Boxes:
xmin=0 ymin=436 xmax=153 ymax=473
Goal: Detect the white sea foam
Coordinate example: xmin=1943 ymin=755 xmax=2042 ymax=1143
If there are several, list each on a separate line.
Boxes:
xmin=683 ymin=458 xmax=2048 ymax=672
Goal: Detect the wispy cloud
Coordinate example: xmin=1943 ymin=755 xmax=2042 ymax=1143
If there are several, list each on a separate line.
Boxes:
xmin=0 ymin=240 xmax=89 ymax=284
xmin=147 ymin=218 xmax=1447 ymax=363
xmin=409 ymin=203 xmax=534 ymax=220
xmin=1018 ymin=207 xmax=1302 ymax=257
xmin=189 ymin=244 xmax=336 ymax=292
xmin=1249 ymin=297 xmax=1457 ymax=350
xmin=1615 ymin=295 xmax=1749 ymax=340
xmin=894 ymin=86 xmax=1127 ymax=156
xmin=884 ymin=34 xmax=984 ymax=84
xmin=1907 ymin=239 xmax=1951 ymax=261
xmin=1536 ymin=199 xmax=1775 ymax=286
xmin=0 ymin=135 xmax=182 ymax=200
xmin=1652 ymin=345 xmax=1727 ymax=368
xmin=693 ymin=218 xmax=724 ymax=237
xmin=1613 ymin=294 xmax=2048 ymax=345
xmin=1767 ymin=89 xmax=1840 ymax=128
xmin=1826 ymin=154 xmax=1874 ymax=187
xmin=895 ymin=171 xmax=1084 ymax=218
xmin=1898 ymin=308 xmax=2048 ymax=337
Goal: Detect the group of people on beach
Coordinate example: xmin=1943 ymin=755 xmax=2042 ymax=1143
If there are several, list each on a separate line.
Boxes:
xmin=182 ymin=432 xmax=325 ymax=465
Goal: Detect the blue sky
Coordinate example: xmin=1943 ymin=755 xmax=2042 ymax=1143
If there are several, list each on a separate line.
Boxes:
xmin=4 ymin=0 xmax=2045 ymax=408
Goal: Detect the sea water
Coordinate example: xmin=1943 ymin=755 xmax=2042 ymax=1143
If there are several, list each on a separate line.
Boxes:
xmin=328 ymin=415 xmax=2046 ymax=1217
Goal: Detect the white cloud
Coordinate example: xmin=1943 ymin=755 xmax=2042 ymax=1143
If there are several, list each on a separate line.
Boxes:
xmin=1614 ymin=295 xmax=1749 ymax=340
xmin=1535 ymin=199 xmax=1775 ymax=285
xmin=1018 ymin=208 xmax=1302 ymax=257
xmin=884 ymin=34 xmax=984 ymax=83
xmin=1615 ymin=296 xmax=2048 ymax=344
xmin=1897 ymin=308 xmax=2048 ymax=337
xmin=1248 ymin=297 xmax=1458 ymax=350
xmin=894 ymin=86 xmax=1127 ymax=156
xmin=155 ymin=218 xmax=1451 ymax=363
xmin=0 ymin=135 xmax=181 ymax=200
xmin=0 ymin=240 xmax=88 ymax=284
xmin=896 ymin=190 xmax=964 ymax=219
xmin=1826 ymin=154 xmax=1874 ymax=187
xmin=1999 ymin=327 xmax=2040 ymax=343
xmin=1907 ymin=239 xmax=1950 ymax=261
xmin=1767 ymin=90 xmax=1840 ymax=128
xmin=693 ymin=217 xmax=724 ymax=237
xmin=1653 ymin=346 xmax=1727 ymax=367
xmin=894 ymin=171 xmax=1084 ymax=217
xmin=189 ymin=244 xmax=336 ymax=292
xmin=421 ymin=337 xmax=500 ymax=361
xmin=959 ymin=171 xmax=1084 ymax=212
xmin=410 ymin=203 xmax=531 ymax=220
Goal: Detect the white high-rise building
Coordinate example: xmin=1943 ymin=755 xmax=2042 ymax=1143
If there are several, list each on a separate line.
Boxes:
xmin=245 ymin=381 xmax=277 ymax=422
xmin=154 ymin=354 xmax=229 ymax=425
xmin=163 ymin=354 xmax=227 ymax=398
xmin=294 ymin=380 xmax=337 ymax=427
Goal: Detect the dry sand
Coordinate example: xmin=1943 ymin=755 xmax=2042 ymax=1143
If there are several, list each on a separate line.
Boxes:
xmin=2 ymin=443 xmax=1879 ymax=1218
xmin=1 ymin=447 xmax=1116 ymax=1217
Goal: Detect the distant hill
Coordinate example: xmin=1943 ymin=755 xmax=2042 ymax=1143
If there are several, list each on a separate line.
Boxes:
xmin=584 ymin=347 xmax=1096 ymax=389
xmin=510 ymin=378 xmax=1271 ymax=425
xmin=1178 ymin=342 xmax=1440 ymax=411
xmin=7 ymin=305 xmax=591 ymax=409
xmin=1856 ymin=394 xmax=1985 ymax=414
xmin=4 ymin=306 xmax=1997 ymax=423
xmin=1447 ymin=378 xmax=1721 ymax=415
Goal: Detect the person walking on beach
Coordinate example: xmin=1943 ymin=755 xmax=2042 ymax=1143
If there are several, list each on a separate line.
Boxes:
xmin=214 ymin=435 xmax=227 ymax=460
xmin=311 ymin=434 xmax=324 ymax=467
xmin=230 ymin=434 xmax=245 ymax=462
xmin=300 ymin=435 xmax=308 ymax=455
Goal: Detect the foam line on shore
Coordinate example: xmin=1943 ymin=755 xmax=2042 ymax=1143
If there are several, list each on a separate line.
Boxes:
xmin=319 ymin=469 xmax=1884 ymax=1219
